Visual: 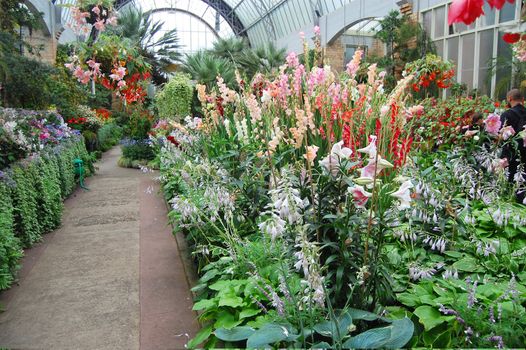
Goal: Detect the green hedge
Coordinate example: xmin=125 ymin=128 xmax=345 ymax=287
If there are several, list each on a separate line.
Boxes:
xmin=0 ymin=137 xmax=89 ymax=289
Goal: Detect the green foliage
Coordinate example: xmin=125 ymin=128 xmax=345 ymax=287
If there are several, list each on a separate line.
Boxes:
xmin=0 ymin=183 xmax=22 ymax=290
xmin=183 ymin=51 xmax=236 ymax=89
xmin=0 ymin=138 xmax=89 ymax=290
xmin=97 ymin=123 xmax=122 ymax=151
xmin=155 ymin=73 xmax=193 ymax=120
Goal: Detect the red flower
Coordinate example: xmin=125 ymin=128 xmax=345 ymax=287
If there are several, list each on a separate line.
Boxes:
xmin=503 ymin=32 xmax=521 ymax=44
xmin=494 ymin=101 xmax=501 ymax=107
xmin=487 ymin=0 xmax=514 ymax=9
xmin=448 ymin=0 xmax=484 ymax=25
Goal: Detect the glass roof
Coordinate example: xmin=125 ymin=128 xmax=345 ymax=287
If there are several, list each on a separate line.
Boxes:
xmin=57 ymin=0 xmax=358 ymax=48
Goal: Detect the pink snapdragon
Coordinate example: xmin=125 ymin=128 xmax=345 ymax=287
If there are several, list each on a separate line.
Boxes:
xmin=484 ymin=113 xmax=501 ymax=135
xmin=293 ymin=64 xmax=305 ymax=96
xmin=314 ymin=26 xmax=321 ymax=36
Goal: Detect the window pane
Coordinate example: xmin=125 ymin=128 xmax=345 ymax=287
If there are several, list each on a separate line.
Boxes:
xmin=434 ymin=6 xmax=445 ymax=38
xmin=478 ymin=30 xmax=494 ymax=95
xmin=461 ymin=33 xmax=475 ymax=90
xmin=496 ymin=30 xmax=513 ymax=98
xmin=422 ymin=11 xmax=432 ymax=38
xmin=447 ymin=36 xmax=459 ymax=69
xmin=435 ymin=40 xmax=444 ymax=58
xmin=499 ymin=1 xmax=516 ymax=23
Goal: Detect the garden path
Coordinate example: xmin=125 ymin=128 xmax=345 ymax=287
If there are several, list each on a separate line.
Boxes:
xmin=0 ymin=147 xmax=199 ymax=349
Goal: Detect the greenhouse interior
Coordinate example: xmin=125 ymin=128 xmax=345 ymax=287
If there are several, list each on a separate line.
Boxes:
xmin=2 ymin=0 xmax=526 ymax=348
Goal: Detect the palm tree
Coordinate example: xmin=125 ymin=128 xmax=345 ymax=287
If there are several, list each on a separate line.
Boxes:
xmin=210 ymin=37 xmax=249 ymax=64
xmin=182 ymin=50 xmax=236 ymax=89
xmin=109 ymin=6 xmax=181 ymax=85
xmin=237 ymin=42 xmax=286 ymax=79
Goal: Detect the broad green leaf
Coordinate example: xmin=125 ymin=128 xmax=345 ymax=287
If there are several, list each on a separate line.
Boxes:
xmin=215 ymin=326 xmax=255 ymax=342
xmin=313 ymin=312 xmax=353 ymax=341
xmin=239 ymin=308 xmax=261 ymax=319
xmin=348 ymin=308 xmax=379 ymax=321
xmin=312 ymin=341 xmax=332 ymax=349
xmin=397 ymin=292 xmax=421 ymax=307
xmin=383 ymin=318 xmax=414 ymax=349
xmin=218 ymin=293 xmax=244 ymax=308
xmin=192 ymin=298 xmax=216 ymax=311
xmin=246 ymin=324 xmax=292 ymax=348
xmin=342 ymin=327 xmax=391 ymax=349
xmin=186 ymin=324 xmax=213 ymax=349
xmin=413 ymin=305 xmax=446 ymax=331
xmin=214 ymin=311 xmax=241 ymax=330
xmin=452 ymin=256 xmax=479 ymax=272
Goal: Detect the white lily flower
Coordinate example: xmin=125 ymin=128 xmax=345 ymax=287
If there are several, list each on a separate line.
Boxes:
xmin=320 ymin=141 xmax=352 ymax=176
xmin=391 ymin=180 xmax=413 ymax=210
xmin=357 ymin=135 xmax=377 ymax=159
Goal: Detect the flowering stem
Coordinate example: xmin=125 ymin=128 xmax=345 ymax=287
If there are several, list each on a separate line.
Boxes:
xmin=363 ymin=151 xmax=380 ymax=267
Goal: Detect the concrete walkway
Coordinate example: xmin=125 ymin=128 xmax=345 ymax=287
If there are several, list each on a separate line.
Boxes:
xmin=0 ymin=147 xmax=199 ymax=349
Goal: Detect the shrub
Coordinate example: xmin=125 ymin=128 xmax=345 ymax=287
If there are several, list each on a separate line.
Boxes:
xmin=0 ymin=137 xmax=88 ymax=290
xmin=97 ymin=122 xmax=122 ymax=151
xmin=155 ymin=73 xmax=193 ymax=120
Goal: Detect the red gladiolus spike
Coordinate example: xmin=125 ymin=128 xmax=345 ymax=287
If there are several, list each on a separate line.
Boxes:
xmin=343 ymin=124 xmax=351 ymax=148
xmin=503 ymin=32 xmax=521 ymax=44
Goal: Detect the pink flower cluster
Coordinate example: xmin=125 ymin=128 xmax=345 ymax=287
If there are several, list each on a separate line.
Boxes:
xmin=69 ymin=5 xmax=117 ymax=35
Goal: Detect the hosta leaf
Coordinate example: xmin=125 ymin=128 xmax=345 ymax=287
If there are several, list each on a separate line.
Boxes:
xmin=215 ymin=326 xmax=255 ymax=342
xmin=342 ymin=327 xmax=391 ymax=349
xmin=313 ymin=311 xmax=353 ymax=341
xmin=413 ymin=305 xmax=446 ymax=331
xmin=192 ymin=298 xmax=216 ymax=311
xmin=246 ymin=324 xmax=293 ymax=348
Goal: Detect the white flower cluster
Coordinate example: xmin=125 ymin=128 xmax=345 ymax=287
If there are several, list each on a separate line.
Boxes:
xmin=203 ymin=185 xmax=235 ymax=222
xmin=422 ymin=235 xmax=447 ymax=253
xmin=294 ymin=226 xmax=325 ymax=308
xmin=258 ymin=170 xmax=308 ymax=240
xmin=170 ymin=196 xmax=200 ymax=225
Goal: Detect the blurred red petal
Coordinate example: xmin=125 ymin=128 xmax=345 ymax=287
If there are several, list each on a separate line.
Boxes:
xmin=448 ymin=0 xmax=484 ymax=25
xmin=503 ymin=32 xmax=521 ymax=43
xmin=486 ymin=0 xmax=514 ymax=9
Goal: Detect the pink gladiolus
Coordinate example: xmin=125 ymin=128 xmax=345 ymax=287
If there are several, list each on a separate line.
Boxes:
xmin=348 ymin=185 xmax=372 ymax=208
xmin=286 ymin=52 xmax=299 ymax=68
xmin=304 ymin=145 xmax=319 ymax=165
xmin=346 ymin=49 xmax=363 ymax=77
xmin=314 ymin=26 xmax=321 ymax=35
xmin=91 ymin=6 xmax=100 ymax=15
xmin=117 ymin=80 xmax=127 ymax=88
xmin=484 ymin=113 xmax=501 ymax=135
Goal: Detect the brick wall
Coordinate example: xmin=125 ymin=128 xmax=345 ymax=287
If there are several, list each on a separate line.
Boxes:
xmin=23 ymin=28 xmax=57 ymax=64
xmin=325 ymin=37 xmax=345 ymax=72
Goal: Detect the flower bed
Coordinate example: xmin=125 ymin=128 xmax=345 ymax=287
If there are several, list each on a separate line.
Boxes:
xmin=154 ymin=32 xmax=526 ymax=347
xmin=0 ymin=108 xmax=90 ymax=290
